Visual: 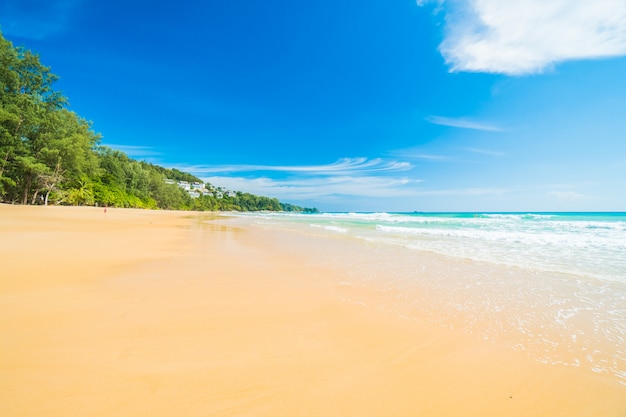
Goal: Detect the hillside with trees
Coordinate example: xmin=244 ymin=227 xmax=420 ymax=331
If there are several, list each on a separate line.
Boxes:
xmin=0 ymin=32 xmax=316 ymax=213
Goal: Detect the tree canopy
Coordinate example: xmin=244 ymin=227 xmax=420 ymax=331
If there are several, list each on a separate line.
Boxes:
xmin=0 ymin=32 xmax=316 ymax=213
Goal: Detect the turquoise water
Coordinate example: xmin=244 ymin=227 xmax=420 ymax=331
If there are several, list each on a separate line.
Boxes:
xmin=244 ymin=212 xmax=626 ymax=283
xmin=231 ymin=211 xmax=626 ymax=384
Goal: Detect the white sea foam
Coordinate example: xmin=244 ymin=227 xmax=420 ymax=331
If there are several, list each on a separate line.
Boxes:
xmin=324 ymin=225 xmax=347 ymax=233
xmin=233 ymin=211 xmax=626 ymax=383
xmin=309 ymin=223 xmax=347 ymax=233
xmin=364 ymin=214 xmax=626 ymax=284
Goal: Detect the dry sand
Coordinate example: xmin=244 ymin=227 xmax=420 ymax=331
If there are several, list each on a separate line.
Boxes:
xmin=1 ymin=204 xmax=624 ymax=416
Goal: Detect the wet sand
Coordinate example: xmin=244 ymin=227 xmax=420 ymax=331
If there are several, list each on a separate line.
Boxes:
xmin=1 ymin=204 xmax=624 ymax=416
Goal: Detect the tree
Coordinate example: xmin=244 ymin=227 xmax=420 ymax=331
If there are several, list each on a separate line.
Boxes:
xmin=0 ymin=32 xmax=75 ymax=204
xmin=40 ymin=157 xmax=63 ymax=205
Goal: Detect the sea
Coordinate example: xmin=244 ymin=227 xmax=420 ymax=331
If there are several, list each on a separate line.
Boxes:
xmin=229 ymin=212 xmax=626 ymax=384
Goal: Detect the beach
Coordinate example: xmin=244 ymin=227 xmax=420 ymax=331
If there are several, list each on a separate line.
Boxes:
xmin=1 ymin=205 xmax=624 ymax=416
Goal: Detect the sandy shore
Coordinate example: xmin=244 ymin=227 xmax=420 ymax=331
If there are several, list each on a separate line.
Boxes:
xmin=1 ymin=204 xmax=624 ymax=416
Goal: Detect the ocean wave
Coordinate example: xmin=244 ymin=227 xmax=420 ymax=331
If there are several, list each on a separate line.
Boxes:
xmin=237 ymin=212 xmax=626 ymax=282
xmin=375 ymin=224 xmax=626 ymax=249
xmin=309 ymin=224 xmax=348 ymax=233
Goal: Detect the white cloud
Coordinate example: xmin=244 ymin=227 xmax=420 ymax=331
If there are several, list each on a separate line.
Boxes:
xmin=169 ymin=157 xmax=419 ymax=205
xmin=388 ymin=146 xmax=454 ymax=161
xmin=547 ymin=190 xmax=586 ymax=200
xmin=201 ymin=172 xmax=507 ymax=204
xmin=173 ymin=157 xmax=413 ymax=176
xmin=426 ymin=115 xmax=503 ymax=131
xmin=202 ymin=175 xmax=422 ymax=201
xmin=414 ymin=187 xmax=509 ymax=196
xmin=105 ymin=144 xmax=162 ymax=158
xmin=411 ymin=153 xmax=453 ymax=161
xmin=462 ymin=147 xmax=505 ymax=157
xmin=391 ymin=151 xmax=453 ymax=162
xmin=421 ymin=0 xmax=626 ymax=74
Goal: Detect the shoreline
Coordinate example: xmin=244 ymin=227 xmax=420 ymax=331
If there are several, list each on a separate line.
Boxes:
xmin=229 ymin=210 xmax=626 ymax=384
xmin=1 ymin=205 xmax=624 ymax=416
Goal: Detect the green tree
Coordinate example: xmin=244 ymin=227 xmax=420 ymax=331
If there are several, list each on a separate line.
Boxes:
xmin=0 ymin=32 xmax=89 ymax=204
xmin=66 ymin=175 xmax=95 ymax=206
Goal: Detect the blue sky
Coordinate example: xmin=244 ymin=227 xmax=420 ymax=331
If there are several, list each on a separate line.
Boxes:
xmin=1 ymin=0 xmax=625 ymax=212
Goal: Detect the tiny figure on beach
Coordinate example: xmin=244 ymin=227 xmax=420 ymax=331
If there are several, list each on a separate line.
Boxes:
xmin=104 ymin=205 xmax=107 ymax=214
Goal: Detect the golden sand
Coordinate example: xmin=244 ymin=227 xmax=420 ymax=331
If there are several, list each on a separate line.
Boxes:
xmin=1 ymin=204 xmax=624 ymax=416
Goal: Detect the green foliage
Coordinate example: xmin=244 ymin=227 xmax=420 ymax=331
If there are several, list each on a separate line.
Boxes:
xmin=281 ymin=202 xmax=319 ymax=213
xmin=0 ymin=31 xmax=318 ymax=213
xmin=0 ymin=33 xmax=96 ymax=204
xmin=146 ymin=163 xmax=201 ymax=184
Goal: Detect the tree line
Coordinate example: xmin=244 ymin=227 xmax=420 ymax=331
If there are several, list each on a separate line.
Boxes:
xmin=0 ymin=32 xmax=316 ymax=213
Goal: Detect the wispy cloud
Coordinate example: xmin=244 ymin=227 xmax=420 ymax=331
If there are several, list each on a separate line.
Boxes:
xmin=547 ymin=190 xmax=587 ymax=200
xmin=390 ymin=146 xmax=505 ymax=164
xmin=202 ymin=175 xmax=422 ymax=200
xmin=105 ymin=144 xmax=162 ymax=158
xmin=388 ymin=145 xmax=454 ymax=162
xmin=188 ymin=155 xmax=510 ymax=208
xmin=426 ymin=116 xmax=503 ymax=132
xmin=0 ymin=0 xmax=84 ymax=40
xmin=173 ymin=157 xmax=413 ymax=175
xmin=414 ymin=187 xmax=510 ymax=197
xmin=409 ymin=153 xmax=453 ymax=161
xmin=462 ymin=147 xmax=506 ymax=157
xmin=419 ymin=0 xmax=626 ymax=75
xmin=389 ymin=150 xmax=453 ymax=162
xmin=167 ymin=157 xmax=419 ymax=204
